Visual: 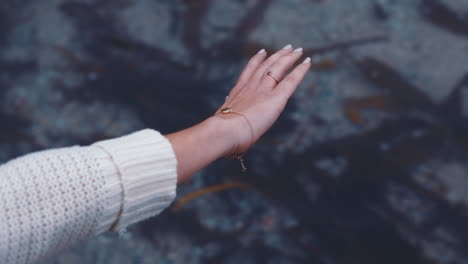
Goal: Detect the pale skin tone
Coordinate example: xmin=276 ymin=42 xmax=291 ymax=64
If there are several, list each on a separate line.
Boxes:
xmin=166 ymin=45 xmax=312 ymax=182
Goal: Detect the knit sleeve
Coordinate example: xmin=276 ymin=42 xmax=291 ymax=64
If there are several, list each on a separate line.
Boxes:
xmin=0 ymin=129 xmax=178 ymax=264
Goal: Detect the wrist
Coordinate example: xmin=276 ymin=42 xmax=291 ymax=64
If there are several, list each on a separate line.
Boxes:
xmin=166 ymin=117 xmax=236 ymax=182
xmin=204 ymin=116 xmax=239 ymax=157
xmin=208 ymin=108 xmax=255 ymax=154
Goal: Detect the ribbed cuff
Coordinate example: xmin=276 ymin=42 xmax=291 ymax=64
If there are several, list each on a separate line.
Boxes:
xmin=92 ymin=129 xmax=178 ymax=232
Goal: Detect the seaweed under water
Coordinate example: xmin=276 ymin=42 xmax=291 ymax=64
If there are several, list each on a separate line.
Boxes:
xmin=1 ymin=0 xmax=468 ymax=263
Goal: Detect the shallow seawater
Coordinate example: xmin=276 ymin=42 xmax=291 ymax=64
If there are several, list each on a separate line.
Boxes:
xmin=1 ymin=0 xmax=468 ymax=263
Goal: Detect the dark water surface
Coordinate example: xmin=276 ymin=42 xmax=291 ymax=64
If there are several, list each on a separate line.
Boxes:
xmin=1 ymin=0 xmax=468 ymax=263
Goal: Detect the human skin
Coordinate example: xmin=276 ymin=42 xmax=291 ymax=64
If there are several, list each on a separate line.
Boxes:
xmin=166 ymin=45 xmax=311 ymax=182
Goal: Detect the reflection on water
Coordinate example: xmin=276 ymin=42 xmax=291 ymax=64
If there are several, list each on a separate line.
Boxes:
xmin=1 ymin=0 xmax=468 ymax=263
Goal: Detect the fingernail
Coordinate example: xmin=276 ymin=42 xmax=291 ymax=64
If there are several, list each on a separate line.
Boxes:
xmin=293 ymin=47 xmax=303 ymax=53
xmin=257 ymin=48 xmax=266 ymax=54
xmin=302 ymin=57 xmax=311 ymax=64
xmin=282 ymin=44 xmax=292 ymax=50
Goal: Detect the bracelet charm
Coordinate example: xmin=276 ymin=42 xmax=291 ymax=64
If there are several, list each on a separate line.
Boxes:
xmin=215 ymin=107 xmax=254 ymax=172
xmin=221 ymin=107 xmax=233 ymax=114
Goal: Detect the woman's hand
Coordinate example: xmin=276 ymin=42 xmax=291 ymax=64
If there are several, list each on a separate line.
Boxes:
xmin=167 ymin=45 xmax=311 ymax=182
xmin=212 ymin=45 xmax=311 ymax=155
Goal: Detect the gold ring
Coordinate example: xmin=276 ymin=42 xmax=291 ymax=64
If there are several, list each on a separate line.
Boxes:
xmin=266 ymin=71 xmax=279 ymax=84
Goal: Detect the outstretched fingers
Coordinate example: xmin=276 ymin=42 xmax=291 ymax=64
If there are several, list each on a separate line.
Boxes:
xmin=274 ymin=57 xmax=312 ymax=99
xmin=251 ymin=44 xmax=294 ymax=83
xmin=226 ymin=49 xmax=267 ymax=103
xmin=262 ymin=47 xmax=304 ymax=88
xmin=236 ymin=49 xmax=268 ymax=86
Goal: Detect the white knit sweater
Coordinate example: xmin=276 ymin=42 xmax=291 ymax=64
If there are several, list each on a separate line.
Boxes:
xmin=0 ymin=129 xmax=178 ymax=264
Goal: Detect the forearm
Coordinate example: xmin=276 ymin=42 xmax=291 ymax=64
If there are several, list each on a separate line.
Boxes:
xmin=166 ymin=116 xmax=234 ymax=182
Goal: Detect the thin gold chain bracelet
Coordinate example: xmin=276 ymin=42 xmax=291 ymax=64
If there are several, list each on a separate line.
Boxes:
xmin=214 ymin=107 xmax=255 ymax=172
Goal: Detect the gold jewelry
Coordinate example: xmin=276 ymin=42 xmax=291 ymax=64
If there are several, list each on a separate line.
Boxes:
xmin=227 ymin=153 xmax=247 ymax=172
xmin=216 ymin=107 xmax=255 ymax=172
xmin=266 ymin=71 xmax=279 ymax=84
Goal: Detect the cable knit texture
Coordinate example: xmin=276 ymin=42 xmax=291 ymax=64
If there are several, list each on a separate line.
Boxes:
xmin=0 ymin=129 xmax=178 ymax=264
